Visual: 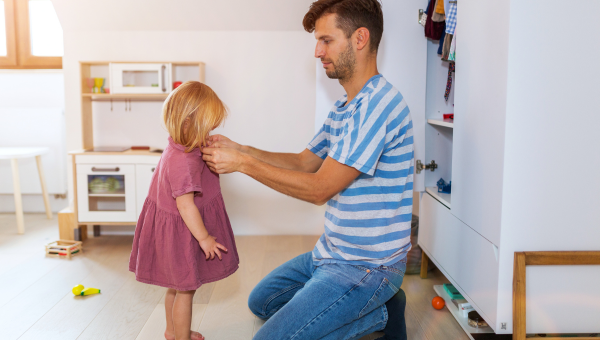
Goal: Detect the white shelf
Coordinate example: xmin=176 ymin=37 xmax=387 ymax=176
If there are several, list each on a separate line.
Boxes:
xmin=427 ymin=118 xmax=454 ymax=128
xmin=426 ymin=187 xmax=451 ymax=209
xmin=433 ymin=285 xmax=494 ymax=339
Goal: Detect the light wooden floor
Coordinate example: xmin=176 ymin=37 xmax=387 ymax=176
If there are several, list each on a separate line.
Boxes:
xmin=0 ymin=213 xmax=468 ymax=340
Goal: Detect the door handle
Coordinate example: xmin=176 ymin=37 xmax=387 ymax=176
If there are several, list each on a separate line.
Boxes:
xmin=151 ymin=167 xmax=155 ymax=172
xmin=91 ymin=167 xmax=120 ymax=172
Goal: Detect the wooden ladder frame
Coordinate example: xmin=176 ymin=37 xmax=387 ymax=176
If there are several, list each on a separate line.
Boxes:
xmin=513 ymin=251 xmax=600 ymax=340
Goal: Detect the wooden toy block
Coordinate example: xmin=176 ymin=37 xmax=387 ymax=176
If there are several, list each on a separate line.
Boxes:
xmin=45 ymin=240 xmax=83 ymax=259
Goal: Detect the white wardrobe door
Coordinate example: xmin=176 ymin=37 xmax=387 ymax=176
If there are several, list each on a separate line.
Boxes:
xmin=450 ymin=0 xmax=510 ymax=246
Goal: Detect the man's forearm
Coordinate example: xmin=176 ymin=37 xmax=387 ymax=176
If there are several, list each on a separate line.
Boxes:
xmin=242 ymin=145 xmax=307 ymax=172
xmin=239 ymin=153 xmax=327 ymax=205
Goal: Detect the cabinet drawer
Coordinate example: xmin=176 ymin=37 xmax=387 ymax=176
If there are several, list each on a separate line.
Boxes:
xmin=419 ymin=193 xmax=499 ymax=328
xmin=76 ymin=164 xmax=137 ymax=222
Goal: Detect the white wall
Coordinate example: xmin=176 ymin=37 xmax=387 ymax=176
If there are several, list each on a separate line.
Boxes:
xmin=497 ymin=0 xmax=600 ymax=333
xmin=0 ymin=70 xmax=68 ymax=213
xmin=54 ymin=0 xmax=326 ymax=235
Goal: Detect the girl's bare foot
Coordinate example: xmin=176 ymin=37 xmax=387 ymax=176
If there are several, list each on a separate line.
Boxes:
xmin=164 ymin=330 xmax=204 ymax=340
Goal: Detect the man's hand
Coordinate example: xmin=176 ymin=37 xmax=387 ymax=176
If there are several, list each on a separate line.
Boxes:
xmin=207 ymin=134 xmax=243 ymax=152
xmin=202 ymin=146 xmax=247 ymax=174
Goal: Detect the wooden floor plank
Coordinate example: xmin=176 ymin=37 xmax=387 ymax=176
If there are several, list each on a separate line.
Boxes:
xmin=19 ymin=236 xmax=133 ymax=340
xmin=76 ymin=273 xmax=165 ymax=340
xmin=135 ymin=304 xmax=207 ymax=340
xmin=0 ymin=236 xmax=117 ymax=340
xmin=197 ymin=236 xmax=267 ymax=340
xmin=0 ymin=217 xmax=470 ymax=340
xmin=402 ymin=272 xmax=469 ymax=340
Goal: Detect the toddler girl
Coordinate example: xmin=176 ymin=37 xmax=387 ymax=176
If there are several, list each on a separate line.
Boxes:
xmin=129 ymin=81 xmax=239 ymax=340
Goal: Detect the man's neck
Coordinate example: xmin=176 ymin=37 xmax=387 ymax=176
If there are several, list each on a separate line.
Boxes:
xmin=340 ymin=58 xmax=379 ymax=106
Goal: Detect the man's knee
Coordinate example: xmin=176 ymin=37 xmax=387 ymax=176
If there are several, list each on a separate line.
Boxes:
xmin=248 ymin=285 xmax=268 ymax=319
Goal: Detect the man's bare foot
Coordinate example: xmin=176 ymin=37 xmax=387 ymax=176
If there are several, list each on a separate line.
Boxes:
xmin=164 ymin=330 xmax=204 ymax=340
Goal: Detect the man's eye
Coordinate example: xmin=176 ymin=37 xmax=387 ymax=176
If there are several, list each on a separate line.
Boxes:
xmin=324 ymin=40 xmax=330 ymax=44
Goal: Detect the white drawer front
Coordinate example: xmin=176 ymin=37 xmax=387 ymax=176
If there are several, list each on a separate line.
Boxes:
xmin=76 ymin=164 xmax=137 ymax=222
xmin=419 ymin=193 xmax=499 ymax=329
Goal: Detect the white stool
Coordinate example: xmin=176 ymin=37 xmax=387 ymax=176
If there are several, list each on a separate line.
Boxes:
xmin=0 ymin=147 xmax=53 ymax=234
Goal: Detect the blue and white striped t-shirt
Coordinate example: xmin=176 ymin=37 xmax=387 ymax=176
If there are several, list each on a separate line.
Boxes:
xmin=308 ymin=74 xmax=414 ymax=267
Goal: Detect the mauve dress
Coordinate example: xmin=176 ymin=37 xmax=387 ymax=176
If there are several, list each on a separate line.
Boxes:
xmin=129 ymin=137 xmax=239 ymax=291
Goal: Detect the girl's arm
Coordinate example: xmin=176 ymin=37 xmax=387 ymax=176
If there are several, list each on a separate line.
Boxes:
xmin=176 ymin=193 xmax=227 ymax=260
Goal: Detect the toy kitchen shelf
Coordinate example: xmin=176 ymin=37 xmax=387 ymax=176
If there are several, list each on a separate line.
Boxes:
xmin=57 ymin=61 xmax=205 ymax=241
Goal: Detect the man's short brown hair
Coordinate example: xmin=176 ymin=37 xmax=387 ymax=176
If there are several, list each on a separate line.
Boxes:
xmin=303 ymin=0 xmax=384 ymax=53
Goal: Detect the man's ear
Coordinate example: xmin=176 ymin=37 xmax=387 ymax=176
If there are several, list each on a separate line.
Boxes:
xmin=354 ymin=27 xmax=371 ymax=51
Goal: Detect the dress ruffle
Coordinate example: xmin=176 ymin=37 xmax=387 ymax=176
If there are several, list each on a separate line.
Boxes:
xmin=129 ymin=193 xmax=239 ymax=291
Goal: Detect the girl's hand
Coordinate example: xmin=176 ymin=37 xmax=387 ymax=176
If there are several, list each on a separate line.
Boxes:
xmin=198 ymin=235 xmax=228 ymax=260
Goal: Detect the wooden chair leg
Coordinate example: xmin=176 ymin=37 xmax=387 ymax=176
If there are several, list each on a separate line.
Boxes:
xmin=10 ymin=159 xmax=25 ymax=234
xmin=420 ymin=251 xmax=429 ymax=279
xmin=35 ymin=155 xmax=53 ymax=219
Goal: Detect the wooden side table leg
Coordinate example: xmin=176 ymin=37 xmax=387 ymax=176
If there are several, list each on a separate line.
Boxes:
xmin=35 ymin=155 xmax=53 ymax=219
xmin=10 ymin=159 xmax=25 ymax=234
xmin=420 ymin=251 xmax=429 ymax=279
xmin=93 ymin=225 xmax=101 ymax=237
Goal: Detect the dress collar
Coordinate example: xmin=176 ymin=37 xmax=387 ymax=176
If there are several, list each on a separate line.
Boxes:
xmin=168 ymin=136 xmax=200 ymax=154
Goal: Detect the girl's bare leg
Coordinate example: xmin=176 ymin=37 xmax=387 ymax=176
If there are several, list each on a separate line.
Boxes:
xmin=173 ymin=290 xmax=198 ymax=340
xmin=165 ymin=288 xmax=204 ymax=340
xmin=164 ymin=288 xmax=177 ymax=339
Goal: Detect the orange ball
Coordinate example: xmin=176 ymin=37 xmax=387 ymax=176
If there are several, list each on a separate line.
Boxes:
xmin=432 ymin=296 xmax=445 ymax=310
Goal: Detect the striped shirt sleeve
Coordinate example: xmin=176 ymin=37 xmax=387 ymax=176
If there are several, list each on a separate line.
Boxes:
xmin=328 ymin=103 xmax=388 ymax=176
xmin=307 ymin=124 xmax=329 ymax=160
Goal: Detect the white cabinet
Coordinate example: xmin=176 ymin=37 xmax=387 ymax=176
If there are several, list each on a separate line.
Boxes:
xmin=135 ymin=164 xmax=157 ymax=215
xmin=76 ymin=164 xmax=137 ymax=222
xmin=74 ymin=153 xmax=160 ymax=223
xmin=109 ymin=63 xmax=172 ymax=94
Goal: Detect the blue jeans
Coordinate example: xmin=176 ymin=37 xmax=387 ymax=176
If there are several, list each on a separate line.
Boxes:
xmin=249 ymin=252 xmax=407 ymax=340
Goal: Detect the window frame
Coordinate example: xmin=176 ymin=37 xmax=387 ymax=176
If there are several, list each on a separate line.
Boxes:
xmin=0 ymin=0 xmax=18 ymax=67
xmin=1 ymin=0 xmax=62 ymax=69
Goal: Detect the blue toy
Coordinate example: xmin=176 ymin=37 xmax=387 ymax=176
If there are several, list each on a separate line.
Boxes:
xmin=437 ymin=178 xmax=451 ymax=194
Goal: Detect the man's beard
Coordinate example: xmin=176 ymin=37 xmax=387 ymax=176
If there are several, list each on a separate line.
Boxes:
xmin=324 ymin=42 xmax=356 ymax=83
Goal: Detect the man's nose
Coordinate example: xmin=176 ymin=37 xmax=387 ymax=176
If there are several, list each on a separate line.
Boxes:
xmin=315 ymin=43 xmax=325 ymax=59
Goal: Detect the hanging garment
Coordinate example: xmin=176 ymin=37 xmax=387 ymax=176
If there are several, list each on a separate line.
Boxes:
xmin=445 ymin=2 xmax=457 ymax=35
xmin=432 ymin=0 xmax=445 ymax=22
xmin=448 ymin=25 xmax=457 ymax=61
xmin=444 ymin=62 xmax=455 ymax=102
xmin=435 ymin=0 xmax=445 ymax=13
xmin=441 ymin=34 xmax=453 ymax=61
xmin=437 ymin=28 xmax=446 ymax=55
xmin=425 ymin=0 xmax=445 ymax=40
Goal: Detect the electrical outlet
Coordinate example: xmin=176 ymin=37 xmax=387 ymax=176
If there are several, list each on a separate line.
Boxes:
xmin=501 ymin=323 xmax=507 ymax=330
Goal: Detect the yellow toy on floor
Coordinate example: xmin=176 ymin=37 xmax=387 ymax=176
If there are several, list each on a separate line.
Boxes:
xmin=72 ymin=284 xmax=101 ymax=296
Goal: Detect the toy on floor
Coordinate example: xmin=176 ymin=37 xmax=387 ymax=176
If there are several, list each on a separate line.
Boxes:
xmin=432 ymin=296 xmax=445 ymax=310
xmin=46 ymin=240 xmax=83 ymax=259
xmin=437 ymin=178 xmax=451 ymax=194
xmin=72 ymin=284 xmax=101 ymax=296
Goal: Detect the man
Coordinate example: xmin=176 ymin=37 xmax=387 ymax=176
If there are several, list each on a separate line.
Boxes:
xmin=202 ymin=0 xmax=412 ymax=339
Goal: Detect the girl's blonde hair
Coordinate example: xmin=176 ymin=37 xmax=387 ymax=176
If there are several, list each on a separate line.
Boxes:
xmin=163 ymin=81 xmax=228 ymax=152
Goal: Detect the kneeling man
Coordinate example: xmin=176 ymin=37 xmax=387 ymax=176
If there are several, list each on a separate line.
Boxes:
xmin=202 ymin=0 xmax=413 ymax=339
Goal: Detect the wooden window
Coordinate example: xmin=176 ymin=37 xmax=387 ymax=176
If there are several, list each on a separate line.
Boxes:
xmin=0 ymin=0 xmax=62 ymax=69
